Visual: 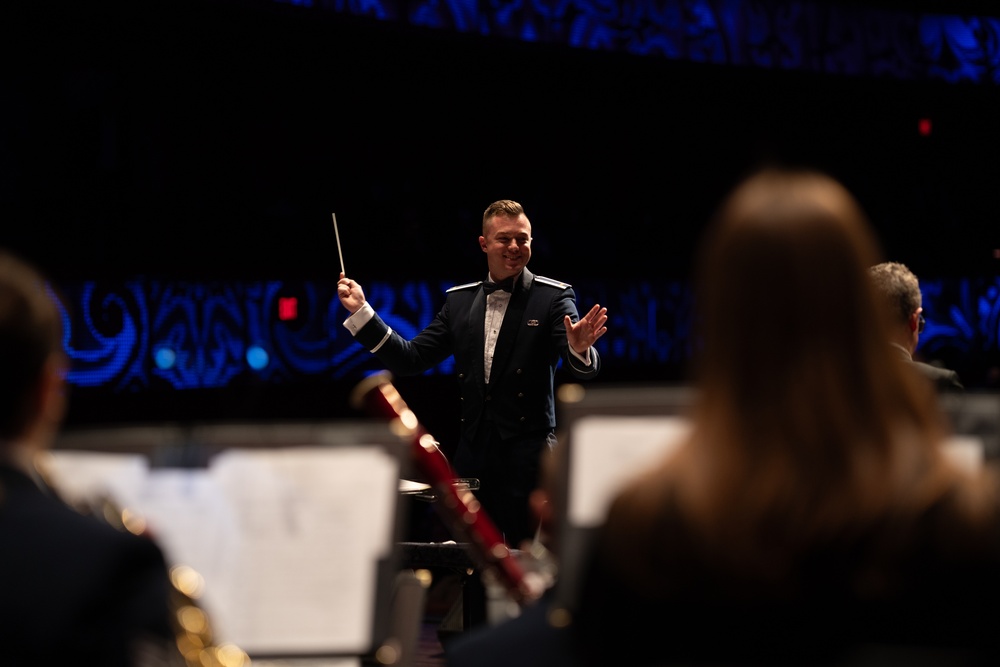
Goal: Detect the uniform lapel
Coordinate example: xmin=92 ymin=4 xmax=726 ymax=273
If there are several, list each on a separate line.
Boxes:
xmin=468 ymin=284 xmax=488 ymax=389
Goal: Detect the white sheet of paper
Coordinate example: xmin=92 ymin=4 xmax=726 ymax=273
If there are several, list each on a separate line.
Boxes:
xmin=117 ymin=467 xmax=241 ymax=622
xmin=41 ymin=450 xmax=149 ymax=509
xmin=253 ymin=659 xmax=360 ymax=667
xmin=45 ymin=444 xmax=401 ymax=657
xmin=204 ymin=446 xmax=399 ymax=655
xmin=942 ymin=434 xmax=984 ymax=473
xmin=568 ymin=415 xmax=691 ymax=527
xmin=567 ymin=418 xmax=986 ymax=529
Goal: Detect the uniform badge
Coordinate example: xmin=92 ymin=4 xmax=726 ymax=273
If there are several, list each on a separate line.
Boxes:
xmin=527 ymin=319 xmax=540 ymax=326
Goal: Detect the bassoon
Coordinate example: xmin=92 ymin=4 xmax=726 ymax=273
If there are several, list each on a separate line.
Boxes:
xmin=350 ymin=371 xmax=543 ymax=605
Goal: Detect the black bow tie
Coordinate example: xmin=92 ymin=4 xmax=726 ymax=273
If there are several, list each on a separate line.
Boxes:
xmin=483 ymin=278 xmax=514 ymax=294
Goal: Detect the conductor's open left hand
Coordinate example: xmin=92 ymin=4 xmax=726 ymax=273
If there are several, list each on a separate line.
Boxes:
xmin=566 ymin=304 xmax=608 ymax=356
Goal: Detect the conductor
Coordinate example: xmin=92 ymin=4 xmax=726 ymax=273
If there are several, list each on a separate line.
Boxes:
xmin=337 ymin=199 xmax=607 ymax=547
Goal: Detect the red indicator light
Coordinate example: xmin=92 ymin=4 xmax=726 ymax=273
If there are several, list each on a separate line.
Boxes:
xmin=918 ymin=118 xmax=932 ymax=136
xmin=278 ymin=297 xmax=298 ymax=321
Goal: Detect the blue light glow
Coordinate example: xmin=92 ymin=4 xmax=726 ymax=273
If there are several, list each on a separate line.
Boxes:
xmin=247 ymin=346 xmax=270 ymax=371
xmin=155 ymin=347 xmax=177 ymax=370
xmin=54 ymin=276 xmax=1000 ymax=394
xmin=304 ymin=0 xmax=1000 ymax=85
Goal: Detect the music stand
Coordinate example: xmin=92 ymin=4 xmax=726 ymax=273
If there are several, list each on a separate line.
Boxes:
xmin=49 ymin=421 xmax=412 ymax=664
xmin=550 ymin=383 xmax=697 ymax=615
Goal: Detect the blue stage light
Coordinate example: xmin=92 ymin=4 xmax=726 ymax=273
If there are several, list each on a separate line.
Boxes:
xmin=247 ymin=346 xmax=270 ymax=371
xmin=155 ymin=347 xmax=176 ymax=370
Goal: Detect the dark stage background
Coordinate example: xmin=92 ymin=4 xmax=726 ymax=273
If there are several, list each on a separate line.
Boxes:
xmin=3 ymin=0 xmax=1000 ymax=441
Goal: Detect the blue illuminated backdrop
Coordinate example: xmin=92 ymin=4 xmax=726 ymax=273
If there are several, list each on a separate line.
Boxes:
xmin=7 ymin=0 xmax=1000 ymax=427
xmin=54 ymin=274 xmax=1000 ymax=424
xmin=56 ymin=277 xmax=690 ymax=392
xmin=290 ymin=0 xmax=1000 ymax=84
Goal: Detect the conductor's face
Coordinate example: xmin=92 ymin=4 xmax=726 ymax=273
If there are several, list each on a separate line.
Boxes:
xmin=481 ymin=213 xmax=532 ymax=281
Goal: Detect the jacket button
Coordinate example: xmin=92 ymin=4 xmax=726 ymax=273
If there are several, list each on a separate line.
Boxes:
xmin=516 ymin=368 xmax=523 ymax=375
xmin=486 ymin=395 xmax=492 ymax=401
xmin=517 ymin=393 xmax=524 ymax=398
xmin=519 ymin=416 xmax=526 ymax=422
xmin=458 ymin=373 xmax=465 ymax=379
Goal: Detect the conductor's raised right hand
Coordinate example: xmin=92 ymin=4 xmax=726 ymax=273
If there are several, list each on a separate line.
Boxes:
xmin=337 ymin=272 xmax=367 ymax=314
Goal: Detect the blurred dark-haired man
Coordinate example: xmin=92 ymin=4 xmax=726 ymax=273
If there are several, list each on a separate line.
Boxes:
xmin=0 ymin=249 xmax=182 ymax=666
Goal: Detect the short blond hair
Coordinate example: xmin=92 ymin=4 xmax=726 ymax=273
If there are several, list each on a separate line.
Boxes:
xmin=482 ymin=199 xmax=525 ymax=234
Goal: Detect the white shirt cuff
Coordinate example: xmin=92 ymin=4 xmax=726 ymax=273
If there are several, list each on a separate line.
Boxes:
xmin=343 ymin=302 xmax=375 ymax=336
xmin=570 ymin=347 xmax=591 ymax=366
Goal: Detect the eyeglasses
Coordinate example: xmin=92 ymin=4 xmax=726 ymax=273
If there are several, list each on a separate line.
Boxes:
xmin=917 ymin=313 xmax=926 ymax=334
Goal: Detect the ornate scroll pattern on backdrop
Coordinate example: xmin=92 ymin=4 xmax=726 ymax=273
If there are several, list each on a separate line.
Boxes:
xmin=55 ymin=276 xmax=1000 ymax=393
xmin=59 ymin=279 xmax=452 ymax=391
xmin=61 ymin=281 xmax=149 ymax=390
xmin=575 ymin=278 xmax=695 ymax=373
xmin=919 ymin=277 xmax=1000 ymax=383
xmin=149 ymin=282 xmax=247 ymax=390
xmin=311 ymin=0 xmax=1000 ymax=84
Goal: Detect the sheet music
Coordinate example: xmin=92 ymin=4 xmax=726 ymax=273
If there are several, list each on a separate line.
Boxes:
xmin=566 ymin=417 xmax=987 ymax=528
xmin=568 ymin=415 xmax=691 ymax=527
xmin=116 ymin=467 xmax=241 ymax=627
xmin=46 ymin=443 xmax=401 ymax=657
xmin=40 ymin=450 xmax=149 ymax=508
xmin=206 ymin=446 xmax=399 ymax=654
xmin=942 ymin=434 xmax=984 ymax=473
xmin=253 ymin=660 xmax=360 ymax=667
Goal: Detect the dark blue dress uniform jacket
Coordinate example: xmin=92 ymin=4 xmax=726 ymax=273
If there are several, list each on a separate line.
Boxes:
xmin=0 ymin=463 xmax=176 ymax=666
xmin=352 ymin=267 xmax=601 ymax=444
